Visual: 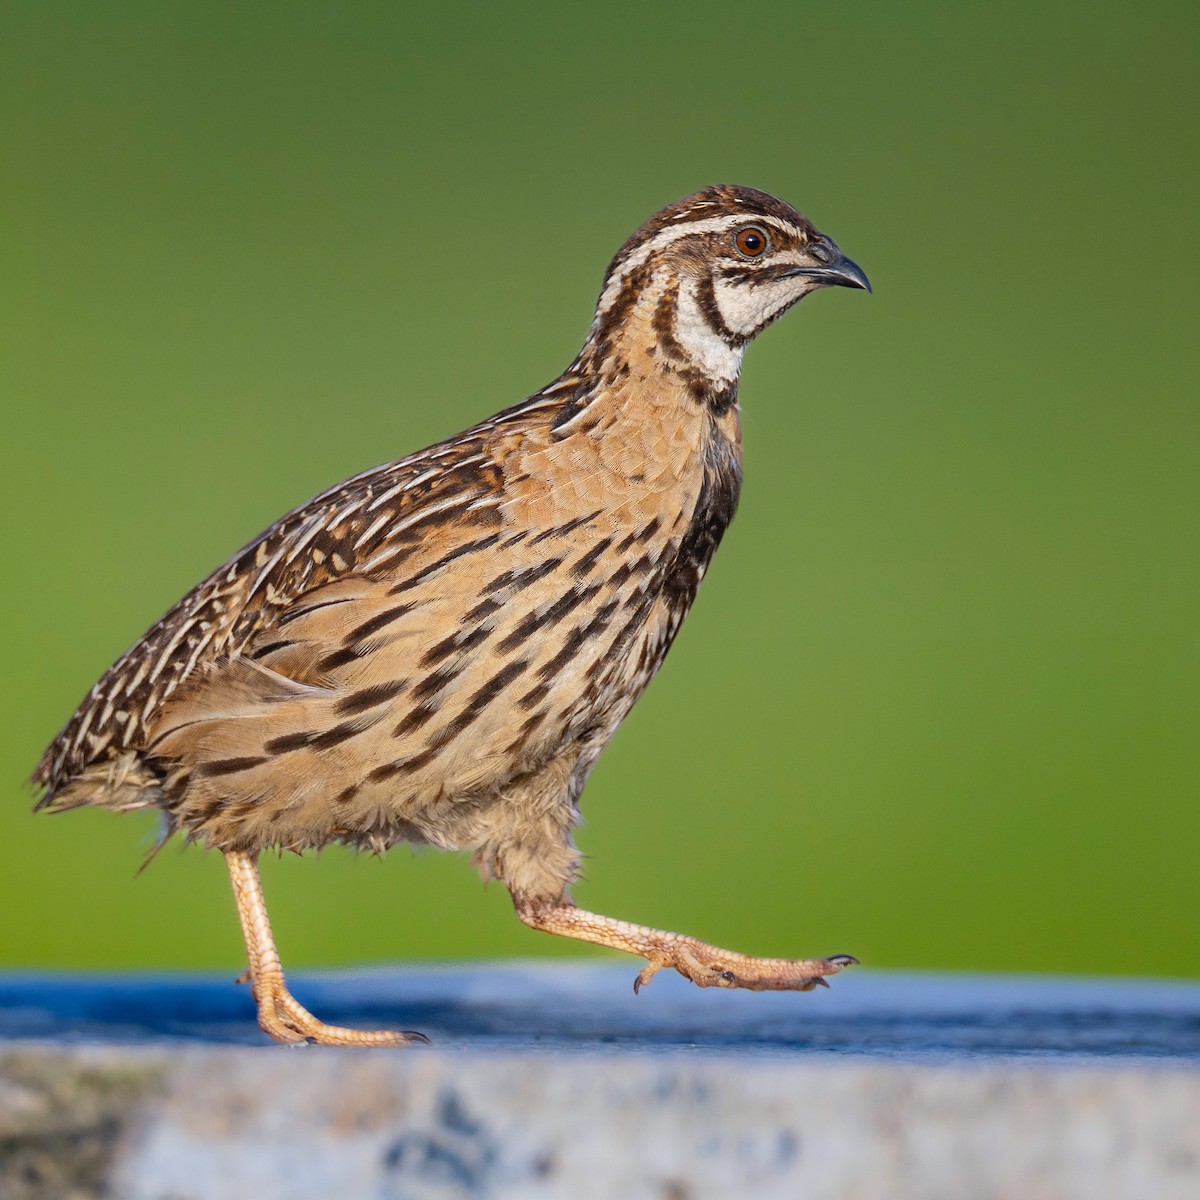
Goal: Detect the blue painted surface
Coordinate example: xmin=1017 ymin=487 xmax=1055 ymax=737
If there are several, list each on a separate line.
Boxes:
xmin=1 ymin=965 xmax=1197 ymax=1061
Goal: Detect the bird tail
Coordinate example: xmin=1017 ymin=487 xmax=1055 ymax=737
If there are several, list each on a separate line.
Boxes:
xmin=32 ymin=751 xmax=164 ymax=815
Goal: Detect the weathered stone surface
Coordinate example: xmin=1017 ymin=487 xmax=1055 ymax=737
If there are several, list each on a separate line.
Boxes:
xmin=0 ymin=1053 xmax=163 ymax=1200
xmin=0 ymin=966 xmax=1197 ymax=1199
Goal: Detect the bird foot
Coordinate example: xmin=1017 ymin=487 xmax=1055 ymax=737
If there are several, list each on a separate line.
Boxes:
xmin=251 ymin=976 xmax=429 ymax=1047
xmin=513 ymin=899 xmax=857 ymax=997
xmin=633 ymin=941 xmax=858 ymax=994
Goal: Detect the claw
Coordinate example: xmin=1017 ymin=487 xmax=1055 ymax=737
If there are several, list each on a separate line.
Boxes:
xmin=829 ymin=954 xmax=860 ymax=968
xmin=633 ymin=961 xmax=663 ymax=994
xmin=813 ymin=976 xmax=830 ymax=988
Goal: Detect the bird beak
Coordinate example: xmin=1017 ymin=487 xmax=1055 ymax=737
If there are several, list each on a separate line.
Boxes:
xmin=785 ymin=256 xmax=872 ymax=293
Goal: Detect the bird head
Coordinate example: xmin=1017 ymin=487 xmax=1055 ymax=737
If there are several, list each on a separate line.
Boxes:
xmin=591 ymin=185 xmax=869 ymax=378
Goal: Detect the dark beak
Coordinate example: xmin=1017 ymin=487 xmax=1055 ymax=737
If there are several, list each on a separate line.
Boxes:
xmin=786 ymin=255 xmax=872 ymax=293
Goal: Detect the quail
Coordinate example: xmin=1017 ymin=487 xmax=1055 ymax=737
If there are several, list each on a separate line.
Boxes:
xmin=33 ymin=185 xmax=871 ymax=1045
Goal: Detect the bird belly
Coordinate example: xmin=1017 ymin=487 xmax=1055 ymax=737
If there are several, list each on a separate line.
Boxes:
xmin=151 ymin=536 xmax=677 ymax=854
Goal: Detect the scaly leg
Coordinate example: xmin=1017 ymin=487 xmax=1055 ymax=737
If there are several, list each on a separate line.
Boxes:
xmin=515 ymin=898 xmax=857 ymax=993
xmin=225 ymin=850 xmax=427 ymax=1047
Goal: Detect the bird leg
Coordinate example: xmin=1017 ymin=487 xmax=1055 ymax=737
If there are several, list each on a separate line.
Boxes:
xmin=224 ymin=850 xmax=427 ymax=1047
xmin=514 ymin=898 xmax=857 ymax=993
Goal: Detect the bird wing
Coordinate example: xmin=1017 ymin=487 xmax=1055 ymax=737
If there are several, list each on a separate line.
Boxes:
xmin=142 ymin=525 xmax=585 ymax=849
xmin=32 ymin=428 xmax=506 ymax=802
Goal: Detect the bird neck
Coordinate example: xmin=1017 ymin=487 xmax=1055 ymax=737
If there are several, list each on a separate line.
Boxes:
xmin=568 ymin=266 xmax=746 ymax=426
xmin=531 ymin=266 xmax=744 ymax=568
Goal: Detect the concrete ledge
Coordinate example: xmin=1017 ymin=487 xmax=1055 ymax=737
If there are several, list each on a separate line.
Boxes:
xmin=1 ymin=966 xmax=1198 ymax=1199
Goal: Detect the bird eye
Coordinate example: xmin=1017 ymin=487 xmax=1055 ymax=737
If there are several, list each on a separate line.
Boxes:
xmin=733 ymin=226 xmax=769 ymax=258
xmin=811 ymin=241 xmax=836 ymax=265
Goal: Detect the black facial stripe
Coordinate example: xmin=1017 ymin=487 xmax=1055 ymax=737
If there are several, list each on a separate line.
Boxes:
xmin=696 ymin=274 xmax=748 ymax=348
xmin=718 ymin=262 xmax=806 ymax=286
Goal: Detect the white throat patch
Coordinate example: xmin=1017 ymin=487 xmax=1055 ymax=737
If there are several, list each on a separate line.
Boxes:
xmin=712 ymin=274 xmax=809 ymax=339
xmin=675 ymin=280 xmax=743 ymax=381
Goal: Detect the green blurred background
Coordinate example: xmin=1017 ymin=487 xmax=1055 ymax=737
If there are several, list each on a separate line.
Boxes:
xmin=2 ymin=2 xmax=1196 ymax=977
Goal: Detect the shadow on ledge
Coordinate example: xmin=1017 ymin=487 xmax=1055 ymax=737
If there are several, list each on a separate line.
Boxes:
xmin=0 ymin=964 xmax=1197 ymax=1060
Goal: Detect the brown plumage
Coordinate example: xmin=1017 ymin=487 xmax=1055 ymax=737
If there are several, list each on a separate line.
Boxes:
xmin=33 ymin=185 xmax=870 ymax=1045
